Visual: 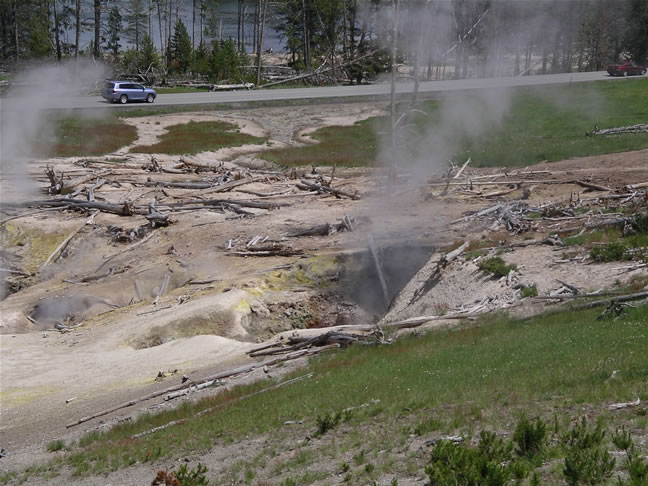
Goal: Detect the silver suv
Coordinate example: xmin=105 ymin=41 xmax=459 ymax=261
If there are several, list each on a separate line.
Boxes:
xmin=102 ymin=81 xmax=157 ymax=104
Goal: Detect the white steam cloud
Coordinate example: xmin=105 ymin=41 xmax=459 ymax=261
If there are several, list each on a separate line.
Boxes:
xmin=0 ymin=60 xmax=108 ymax=204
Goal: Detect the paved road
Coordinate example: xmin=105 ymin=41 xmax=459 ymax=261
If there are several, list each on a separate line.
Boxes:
xmin=96 ymin=70 xmax=624 ymax=109
xmin=4 ymin=70 xmax=629 ymax=111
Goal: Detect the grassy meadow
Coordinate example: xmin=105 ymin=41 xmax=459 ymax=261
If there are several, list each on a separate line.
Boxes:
xmin=129 ymin=120 xmax=267 ymax=155
xmin=6 ymin=304 xmax=646 ymax=483
xmin=260 ymin=78 xmax=648 ymax=167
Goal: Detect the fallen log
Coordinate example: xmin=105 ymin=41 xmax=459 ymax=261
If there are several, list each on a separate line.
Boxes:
xmin=40 ymin=220 xmax=87 ymax=269
xmin=164 ymin=198 xmax=285 ymax=210
xmin=144 ymin=180 xmax=213 ymax=190
xmin=409 ymin=241 xmax=469 ymax=305
xmin=383 ymin=311 xmax=481 ymax=329
xmin=625 ymin=182 xmax=648 ymax=190
xmin=297 ymin=180 xmax=360 ymax=200
xmin=130 ymin=373 xmax=314 ymax=439
xmin=288 ymin=223 xmax=331 ymax=237
xmin=67 ymin=347 xmax=329 ymax=428
xmin=572 ymin=290 xmax=648 ymax=310
xmin=575 ymin=180 xmax=612 ymax=192
xmin=18 ymin=198 xmax=137 ymax=216
xmin=227 ymin=248 xmax=304 ymax=257
xmin=198 ymin=176 xmax=267 ymax=195
xmin=453 ymin=158 xmax=472 ymax=179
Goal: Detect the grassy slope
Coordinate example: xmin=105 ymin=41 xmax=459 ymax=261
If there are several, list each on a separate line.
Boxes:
xmin=129 ymin=120 xmax=268 ymax=155
xmin=260 ymin=78 xmax=648 ymax=167
xmin=9 ymin=304 xmax=645 ymax=483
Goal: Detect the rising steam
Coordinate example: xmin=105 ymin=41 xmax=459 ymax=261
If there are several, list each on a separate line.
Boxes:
xmin=0 ymin=60 xmax=108 ymax=204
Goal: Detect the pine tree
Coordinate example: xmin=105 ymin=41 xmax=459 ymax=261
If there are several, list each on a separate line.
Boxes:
xmin=170 ymin=18 xmax=192 ymax=73
xmin=138 ymin=33 xmax=159 ymax=70
xmin=104 ymin=5 xmax=122 ymax=57
xmin=193 ymin=40 xmax=209 ymax=75
xmin=221 ymin=37 xmax=239 ymax=80
xmin=625 ymin=0 xmax=648 ymax=63
xmin=207 ymin=38 xmax=223 ymax=79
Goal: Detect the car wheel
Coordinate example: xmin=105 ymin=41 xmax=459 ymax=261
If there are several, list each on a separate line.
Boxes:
xmin=119 ymin=95 xmax=128 ymax=104
xmin=623 ymin=70 xmax=629 ymax=77
xmin=146 ymin=94 xmax=155 ymax=103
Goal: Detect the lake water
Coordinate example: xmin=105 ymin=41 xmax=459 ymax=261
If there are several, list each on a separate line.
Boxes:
xmin=65 ymin=0 xmax=284 ymax=55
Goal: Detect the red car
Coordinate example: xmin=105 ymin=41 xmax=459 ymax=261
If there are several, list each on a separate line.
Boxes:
xmin=607 ymin=61 xmax=647 ymax=76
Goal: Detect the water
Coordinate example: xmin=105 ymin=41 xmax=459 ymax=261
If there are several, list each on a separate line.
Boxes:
xmin=64 ymin=0 xmax=284 ymax=55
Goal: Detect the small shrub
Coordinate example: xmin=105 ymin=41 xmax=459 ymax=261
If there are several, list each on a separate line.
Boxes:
xmin=513 ymin=415 xmax=547 ymax=459
xmin=364 ymin=463 xmax=375 ymax=474
xmin=529 ymin=471 xmax=541 ymax=486
xmin=174 ymin=463 xmax=209 ymax=486
xmin=590 ymin=242 xmax=630 ymax=263
xmin=280 ymin=478 xmax=297 ymax=486
xmin=625 ymin=453 xmax=648 ymax=485
xmin=632 ymin=212 xmax=648 ymax=234
xmin=562 ymin=418 xmax=615 ymax=485
xmin=340 ymin=462 xmax=350 ymax=473
xmin=478 ymin=257 xmax=517 ymax=278
xmin=315 ymin=411 xmax=342 ymax=436
xmin=612 ymin=427 xmax=633 ymax=451
xmin=353 ymin=450 xmax=366 ymax=465
xmin=425 ymin=431 xmax=517 ymax=486
xmin=520 ymin=285 xmax=538 ymax=298
xmin=46 ymin=439 xmax=65 ymax=452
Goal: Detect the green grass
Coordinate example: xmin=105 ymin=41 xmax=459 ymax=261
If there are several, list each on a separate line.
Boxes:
xmin=20 ymin=304 xmax=644 ymax=479
xmin=260 ymin=117 xmax=379 ymax=167
xmin=563 ymin=228 xmax=622 ymax=247
xmin=457 ymin=79 xmax=648 ymax=167
xmin=34 ymin=115 xmax=138 ymax=157
xmin=260 ymin=78 xmax=648 ymax=168
xmin=129 ymin=120 xmax=267 ymax=155
xmin=46 ymin=440 xmax=65 ymax=452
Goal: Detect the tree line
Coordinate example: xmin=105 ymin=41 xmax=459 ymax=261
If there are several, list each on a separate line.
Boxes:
xmin=0 ymin=0 xmax=647 ymax=83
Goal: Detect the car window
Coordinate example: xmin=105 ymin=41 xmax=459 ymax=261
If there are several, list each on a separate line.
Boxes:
xmin=134 ymin=84 xmax=144 ymax=89
xmin=104 ymin=82 xmax=114 ymax=89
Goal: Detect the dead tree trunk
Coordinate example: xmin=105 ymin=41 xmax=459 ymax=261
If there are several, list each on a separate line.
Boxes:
xmin=256 ymin=0 xmax=268 ymax=86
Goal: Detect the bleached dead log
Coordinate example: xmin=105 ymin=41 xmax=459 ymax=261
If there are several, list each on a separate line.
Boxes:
xmin=144 ymin=180 xmax=213 ymax=190
xmin=453 ymin=158 xmax=471 ymax=179
xmin=131 ymin=373 xmax=314 ymax=439
xmin=575 ymin=180 xmax=612 ymax=192
xmin=572 ymin=290 xmax=648 ymax=310
xmin=451 ymin=204 xmax=503 ymax=224
xmin=625 ymin=182 xmax=648 ymax=190
xmin=590 ymin=124 xmax=648 ymax=136
xmin=297 ymin=180 xmax=360 ymax=200
xmin=40 ymin=220 xmax=87 ymax=269
xmin=164 ymin=379 xmax=222 ymax=401
xmin=198 ymin=176 xmax=267 ymax=195
xmin=408 ymin=241 xmax=469 ymax=305
xmin=383 ymin=311 xmax=481 ymax=329
xmin=66 ymin=347 xmax=325 ymax=428
xmin=608 ymin=398 xmax=640 ymax=410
